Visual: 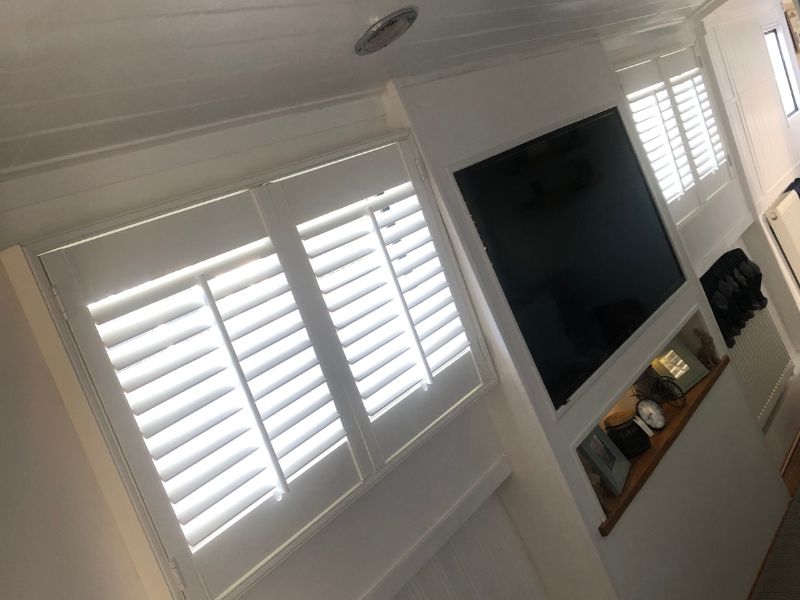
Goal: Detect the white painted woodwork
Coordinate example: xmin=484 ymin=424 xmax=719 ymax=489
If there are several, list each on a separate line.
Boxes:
xmin=603 ymin=26 xmax=755 ymax=276
xmin=703 ymin=0 xmax=800 ymax=212
xmin=0 ymin=93 xmax=393 ymax=249
xmin=37 ymin=138 xmax=499 ymax=599
xmin=1 ymin=0 xmax=709 ymax=177
xmin=392 ymin=494 xmax=545 ymax=600
xmin=0 ymin=254 xmax=158 ymax=600
xmin=394 ymin=37 xmax=784 ymax=600
xmin=599 ymin=369 xmax=788 ymax=600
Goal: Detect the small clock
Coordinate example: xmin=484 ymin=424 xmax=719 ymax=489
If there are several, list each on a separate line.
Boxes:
xmin=636 ymin=398 xmax=666 ymax=430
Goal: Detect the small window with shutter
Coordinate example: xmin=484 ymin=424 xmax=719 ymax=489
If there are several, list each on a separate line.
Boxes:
xmin=617 ymin=47 xmax=731 ymax=224
xmin=39 ymin=139 xmax=490 ymax=600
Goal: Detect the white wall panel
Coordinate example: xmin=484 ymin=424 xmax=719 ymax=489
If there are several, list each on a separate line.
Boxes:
xmin=705 ymin=4 xmax=800 ymax=210
xmin=393 ymin=494 xmax=545 ymax=600
xmin=0 ymin=93 xmax=390 ymax=250
xmin=0 ymin=262 xmax=151 ymax=600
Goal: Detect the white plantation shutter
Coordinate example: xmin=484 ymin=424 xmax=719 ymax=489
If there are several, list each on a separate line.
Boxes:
xmin=297 ymin=182 xmax=471 ymax=420
xmin=617 ymin=47 xmax=730 ymax=223
xmin=270 ymin=142 xmax=483 ymax=459
xmin=40 ymin=139 xmax=488 ymax=599
xmin=626 ymin=81 xmax=694 ymax=203
xmin=43 ymin=191 xmax=365 ymax=599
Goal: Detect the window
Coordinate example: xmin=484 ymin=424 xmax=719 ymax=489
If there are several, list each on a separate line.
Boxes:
xmin=617 ymin=47 xmax=730 ymax=223
xmin=765 ymin=28 xmax=800 ymax=117
xmin=40 ymin=140 xmax=488 ymax=599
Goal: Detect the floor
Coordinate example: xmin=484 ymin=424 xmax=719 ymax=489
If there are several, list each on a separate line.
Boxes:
xmin=748 ymin=435 xmax=800 ymax=599
xmin=783 ymin=442 xmax=800 ymax=497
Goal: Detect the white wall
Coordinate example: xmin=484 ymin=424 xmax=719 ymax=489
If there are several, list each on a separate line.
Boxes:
xmin=0 ymin=262 xmax=148 ymax=600
xmin=704 ymin=0 xmax=800 ymax=213
xmin=393 ymin=494 xmax=545 ymax=600
xmin=394 ymin=38 xmax=786 ymax=600
xmin=600 ymin=368 xmax=788 ymax=600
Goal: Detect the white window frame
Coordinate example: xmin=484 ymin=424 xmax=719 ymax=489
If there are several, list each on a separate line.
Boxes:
xmin=616 ymin=46 xmax=733 ymax=225
xmin=764 ymin=26 xmax=800 ymax=119
xmin=29 ymin=132 xmax=496 ymax=600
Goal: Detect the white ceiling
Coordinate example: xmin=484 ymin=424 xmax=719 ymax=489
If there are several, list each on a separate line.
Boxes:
xmin=1 ymin=0 xmax=707 ymax=177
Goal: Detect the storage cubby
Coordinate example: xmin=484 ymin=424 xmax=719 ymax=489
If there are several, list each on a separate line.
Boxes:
xmin=578 ymin=314 xmax=729 ymax=535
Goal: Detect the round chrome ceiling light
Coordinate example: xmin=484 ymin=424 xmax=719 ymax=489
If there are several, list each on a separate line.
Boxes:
xmin=355 ymin=7 xmax=418 ymax=55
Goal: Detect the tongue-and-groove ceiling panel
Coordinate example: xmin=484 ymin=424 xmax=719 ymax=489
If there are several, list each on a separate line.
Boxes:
xmin=1 ymin=0 xmax=704 ymax=176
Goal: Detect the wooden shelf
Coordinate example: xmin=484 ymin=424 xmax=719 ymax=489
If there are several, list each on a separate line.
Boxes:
xmin=598 ymin=356 xmax=730 ymax=536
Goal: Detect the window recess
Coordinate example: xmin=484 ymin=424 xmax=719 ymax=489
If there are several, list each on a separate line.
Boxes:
xmin=40 ymin=139 xmax=489 ymax=600
xmin=617 ymin=47 xmax=731 ymax=224
xmin=764 ymin=28 xmax=800 ymax=118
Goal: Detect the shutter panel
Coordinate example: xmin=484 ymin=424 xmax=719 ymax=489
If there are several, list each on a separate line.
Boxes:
xmin=44 ymin=190 xmax=363 ymax=599
xmin=668 ymin=67 xmax=730 ymax=199
xmin=298 ymin=182 xmax=471 ymax=420
xmin=618 ymin=60 xmax=695 ymax=207
xmin=273 ymin=141 xmax=483 ymax=459
xmin=617 ymin=47 xmax=730 ymax=221
xmin=88 ymin=236 xmax=354 ymax=551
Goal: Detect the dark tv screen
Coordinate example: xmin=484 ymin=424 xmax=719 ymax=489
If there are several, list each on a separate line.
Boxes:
xmin=454 ymin=108 xmax=684 ymax=409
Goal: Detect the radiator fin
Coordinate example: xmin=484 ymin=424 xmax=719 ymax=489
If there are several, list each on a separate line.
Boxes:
xmin=729 ymin=309 xmax=793 ymax=426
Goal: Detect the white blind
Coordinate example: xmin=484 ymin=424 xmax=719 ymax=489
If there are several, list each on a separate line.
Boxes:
xmin=627 ymin=81 xmax=694 ymax=202
xmin=669 ymin=68 xmax=726 ymax=179
xmin=86 ymin=237 xmax=345 ymax=550
xmin=298 ymin=182 xmax=470 ymax=419
xmin=41 ymin=139 xmax=487 ymax=599
xmin=617 ymin=47 xmax=729 ymax=218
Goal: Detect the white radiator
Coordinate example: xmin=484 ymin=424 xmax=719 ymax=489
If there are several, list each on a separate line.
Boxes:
xmin=729 ymin=308 xmax=793 ymax=426
xmin=768 ymin=190 xmax=800 ymax=290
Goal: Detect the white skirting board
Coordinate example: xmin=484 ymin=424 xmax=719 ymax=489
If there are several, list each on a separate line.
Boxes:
xmin=391 ymin=488 xmax=546 ymax=600
xmin=363 ymin=457 xmax=517 ymax=600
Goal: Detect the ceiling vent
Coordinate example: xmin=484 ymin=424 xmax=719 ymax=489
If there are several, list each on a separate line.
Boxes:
xmin=355 ymin=7 xmax=418 ymax=55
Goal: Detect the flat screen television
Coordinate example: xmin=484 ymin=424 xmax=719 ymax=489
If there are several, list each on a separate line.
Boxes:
xmin=454 ymin=108 xmax=685 ymax=409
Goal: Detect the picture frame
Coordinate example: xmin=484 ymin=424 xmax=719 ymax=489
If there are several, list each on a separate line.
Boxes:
xmin=651 ymin=337 xmax=709 ymax=394
xmin=579 ymin=426 xmax=630 ymax=496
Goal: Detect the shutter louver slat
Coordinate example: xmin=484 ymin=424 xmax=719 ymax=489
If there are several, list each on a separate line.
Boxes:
xmin=256 ymin=367 xmax=327 ymax=420
xmin=264 ymin=385 xmax=332 ymax=439
xmin=175 ymin=455 xmax=267 ymax=524
xmin=280 ymin=420 xmax=347 ymax=479
xmin=272 ymin=403 xmax=341 ymax=458
xmin=239 ymin=332 xmax=313 ymax=381
xmin=126 ymin=353 xmax=228 ymax=414
xmin=345 ymin=320 xmax=405 ymax=364
xmin=351 ymin=344 xmax=410 ymax=381
xmin=165 ymin=439 xmax=257 ymax=503
xmin=146 ymin=403 xmax=243 ymax=465
xmin=154 ymin=418 xmax=251 ymax=481
xmin=117 ymin=331 xmax=218 ymax=393
xmin=138 ymin=383 xmax=237 ymax=440
xmin=106 ymin=311 xmax=211 ymax=371
xmin=89 ymin=237 xmax=349 ymax=551
xmin=138 ymin=382 xmax=235 ymax=443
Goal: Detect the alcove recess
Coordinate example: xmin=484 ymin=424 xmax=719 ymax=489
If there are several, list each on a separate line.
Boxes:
xmin=579 ymin=312 xmax=729 ymax=536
